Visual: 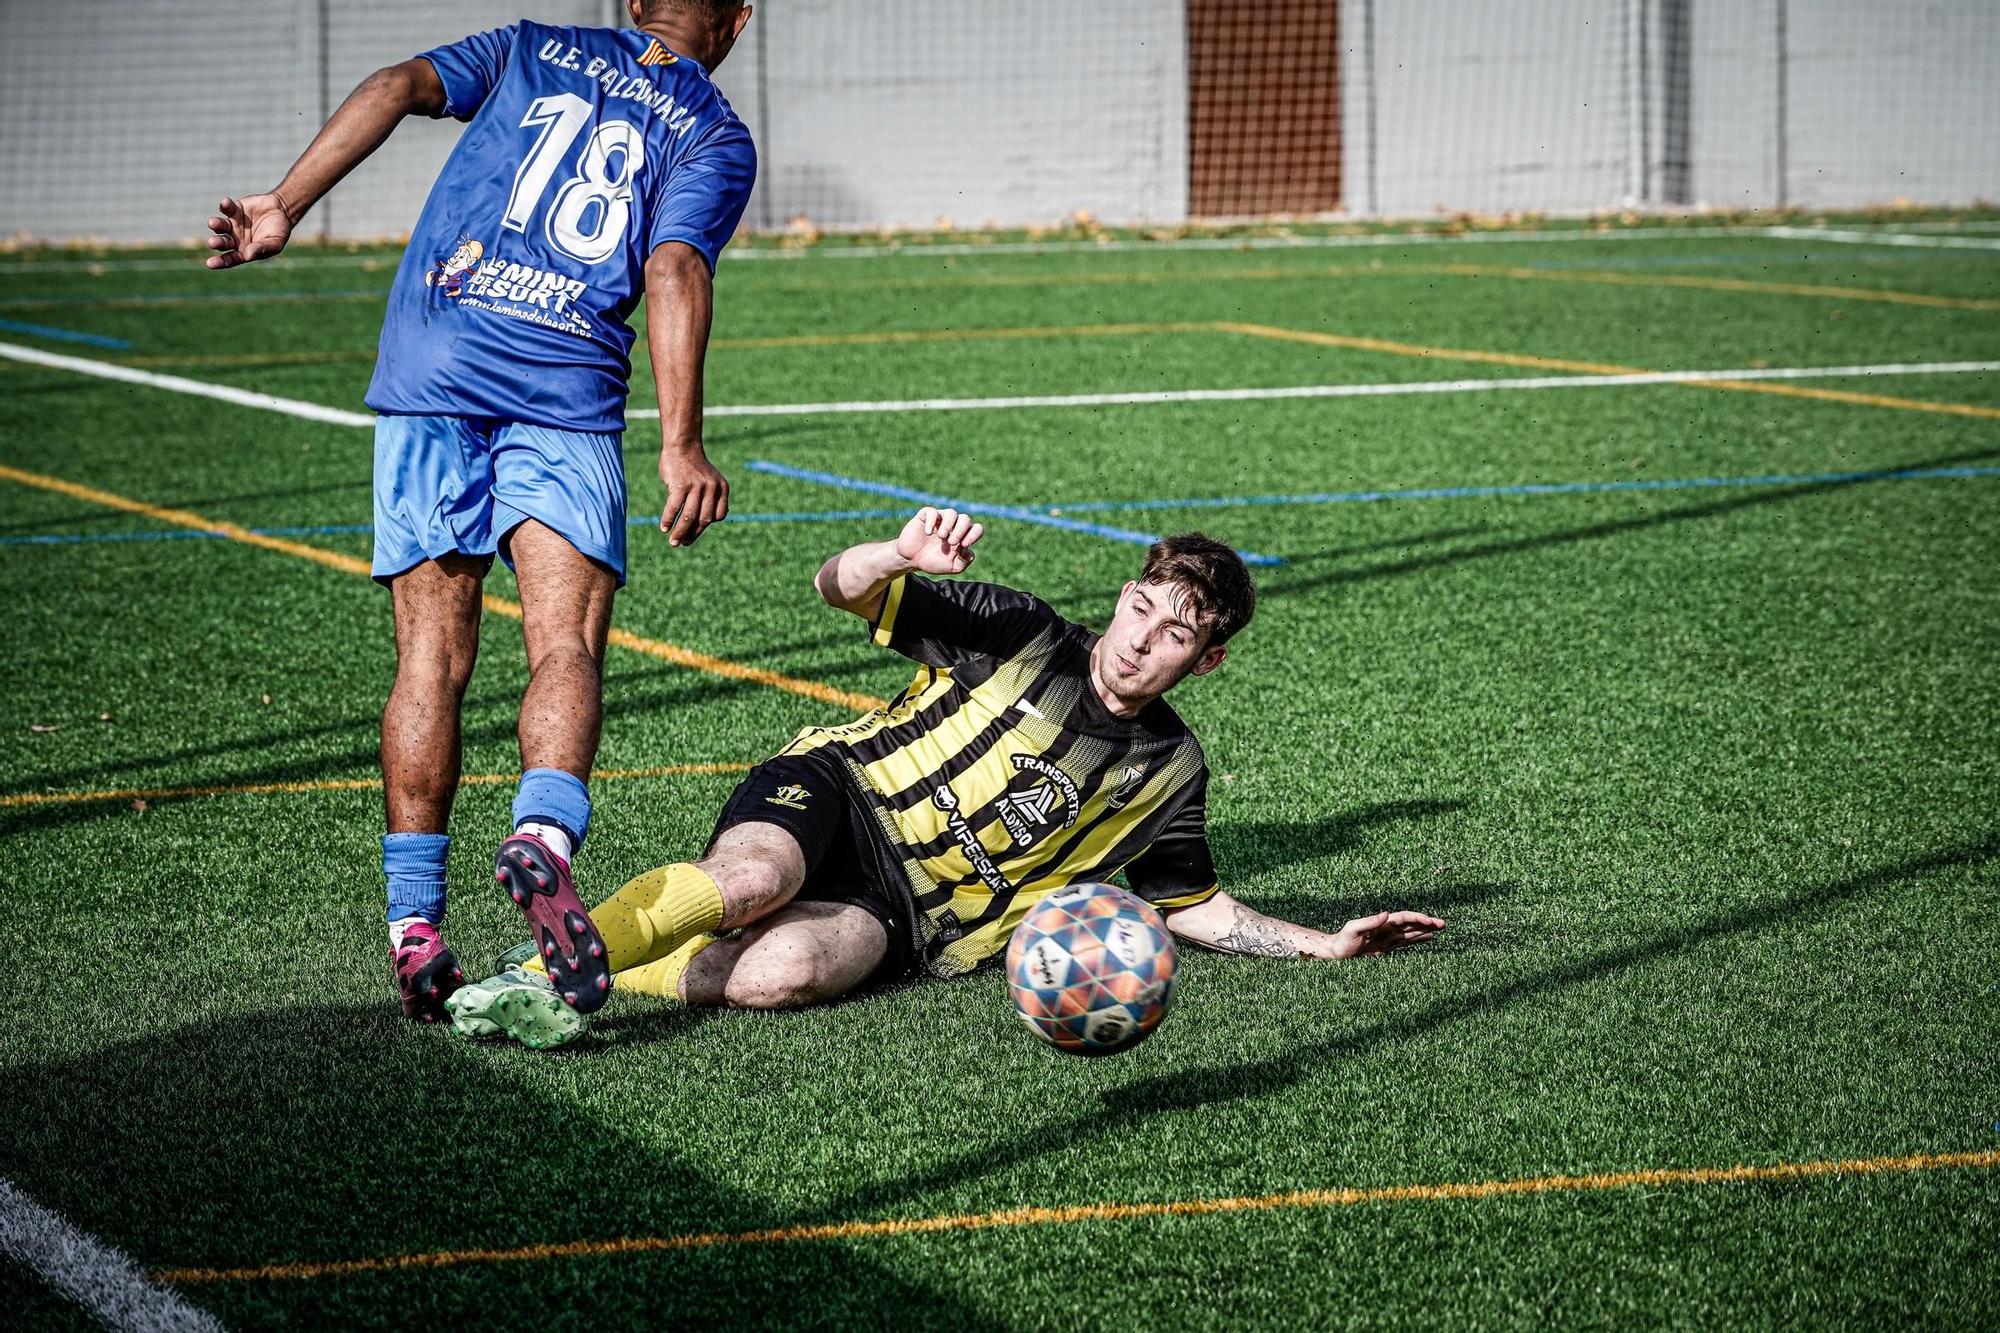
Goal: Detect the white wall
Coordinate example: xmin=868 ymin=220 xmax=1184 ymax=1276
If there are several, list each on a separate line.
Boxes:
xmin=1342 ymin=0 xmax=2000 ymax=218
xmin=725 ymin=0 xmax=1188 ymax=231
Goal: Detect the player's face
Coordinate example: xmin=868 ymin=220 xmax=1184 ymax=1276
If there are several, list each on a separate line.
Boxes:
xmin=1094 ymin=580 xmax=1227 ymax=705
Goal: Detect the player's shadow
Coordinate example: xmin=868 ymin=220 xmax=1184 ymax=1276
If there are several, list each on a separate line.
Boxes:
xmin=1263 ymin=523 xmax=1495 ymax=565
xmin=807 ymin=833 xmax=1996 ymax=1224
xmin=1210 ymin=797 xmax=1468 ymax=882
xmin=0 ymin=1004 xmax=1005 ymax=1331
xmin=1257 ymin=444 xmax=2000 ymax=599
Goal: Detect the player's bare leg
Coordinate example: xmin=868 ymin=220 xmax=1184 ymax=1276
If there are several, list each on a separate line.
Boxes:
xmin=511 ymin=519 xmax=616 ymax=781
xmin=381 ymin=552 xmax=489 ymax=1020
xmin=492 ymin=519 xmax=622 ymax=1011
xmin=676 ymin=901 xmax=889 ymax=1009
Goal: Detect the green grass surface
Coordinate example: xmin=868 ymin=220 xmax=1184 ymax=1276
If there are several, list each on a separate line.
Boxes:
xmin=2 ymin=216 xmax=1997 ymax=1329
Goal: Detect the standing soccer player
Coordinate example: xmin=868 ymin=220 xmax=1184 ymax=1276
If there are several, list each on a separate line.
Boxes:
xmin=203 ymin=1 xmax=757 ymax=1022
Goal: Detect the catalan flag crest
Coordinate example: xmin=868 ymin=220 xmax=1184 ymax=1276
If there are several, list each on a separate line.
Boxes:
xmin=638 ymin=39 xmax=677 ymax=67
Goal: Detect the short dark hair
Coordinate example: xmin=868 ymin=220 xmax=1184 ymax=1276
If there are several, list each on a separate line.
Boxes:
xmin=1138 ymin=533 xmax=1256 ymax=646
xmin=642 ymin=0 xmax=741 ymax=21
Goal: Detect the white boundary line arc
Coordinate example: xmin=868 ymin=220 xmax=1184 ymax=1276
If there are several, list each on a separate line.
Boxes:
xmin=0 ymin=1177 xmax=227 ymax=1331
xmin=6 ymin=339 xmax=1992 ymax=426
xmin=631 ymin=360 xmax=2000 ymax=419
xmin=0 ymin=341 xmax=372 ymax=427
xmin=1762 ymin=226 xmax=2000 ymax=252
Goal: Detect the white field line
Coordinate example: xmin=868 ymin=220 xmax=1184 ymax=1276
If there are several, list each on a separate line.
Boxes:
xmin=7 ymin=339 xmax=1993 ymax=426
xmin=0 ymin=341 xmax=372 ymax=427
xmin=0 ymin=1178 xmax=226 ymax=1331
xmin=636 ymin=360 xmax=2000 ymax=419
xmin=1762 ymin=225 xmax=2000 ymax=252
xmin=0 ymin=224 xmax=1843 ymax=273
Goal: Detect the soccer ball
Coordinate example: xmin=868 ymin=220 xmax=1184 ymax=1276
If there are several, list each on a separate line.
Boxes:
xmin=1005 ymin=883 xmax=1177 ymax=1056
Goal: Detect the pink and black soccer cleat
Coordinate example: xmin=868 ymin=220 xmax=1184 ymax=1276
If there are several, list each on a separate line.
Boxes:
xmin=393 ymin=922 xmax=464 ymax=1023
xmin=493 ymin=833 xmax=612 ymax=1014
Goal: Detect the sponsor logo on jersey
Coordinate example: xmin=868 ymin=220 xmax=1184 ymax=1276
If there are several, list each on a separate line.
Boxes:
xmin=423 ymin=236 xmax=485 ymax=298
xmin=996 ymin=754 xmax=1082 ymax=849
xmin=426 ymin=241 xmax=595 ymax=339
xmin=931 ymin=783 xmax=1014 ymax=895
xmin=765 ymin=783 xmax=810 ymax=811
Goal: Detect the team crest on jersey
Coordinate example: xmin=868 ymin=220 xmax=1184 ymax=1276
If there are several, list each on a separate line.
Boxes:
xmin=996 ymin=754 xmax=1082 ymax=849
xmin=425 ymin=237 xmax=595 ymax=339
xmin=1106 ymin=763 xmax=1148 ymax=810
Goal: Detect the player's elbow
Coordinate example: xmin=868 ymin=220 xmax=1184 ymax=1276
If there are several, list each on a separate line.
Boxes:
xmin=365 ymin=59 xmax=444 ymax=117
xmin=646 ymin=242 xmax=713 ymax=291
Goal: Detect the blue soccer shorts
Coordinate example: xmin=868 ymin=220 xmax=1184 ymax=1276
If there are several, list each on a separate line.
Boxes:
xmin=371 ymin=414 xmax=628 ymax=586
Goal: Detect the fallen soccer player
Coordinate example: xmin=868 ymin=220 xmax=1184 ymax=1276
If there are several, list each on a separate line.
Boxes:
xmin=448 ymin=508 xmax=1443 ymax=1048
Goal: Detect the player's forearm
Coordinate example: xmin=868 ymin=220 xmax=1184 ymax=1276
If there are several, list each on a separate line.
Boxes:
xmin=814 ymin=540 xmax=915 ymax=619
xmin=645 ymin=243 xmax=715 ymax=453
xmin=1166 ymin=890 xmax=1343 ymax=960
xmin=272 ymin=61 xmax=442 ymax=221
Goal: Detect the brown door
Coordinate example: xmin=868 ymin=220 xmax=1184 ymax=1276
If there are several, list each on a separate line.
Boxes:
xmin=1187 ymin=0 xmax=1342 ymax=217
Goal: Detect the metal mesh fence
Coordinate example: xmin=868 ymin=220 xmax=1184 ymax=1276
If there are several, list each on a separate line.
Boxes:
xmin=1 ymin=1 xmax=1994 ymax=244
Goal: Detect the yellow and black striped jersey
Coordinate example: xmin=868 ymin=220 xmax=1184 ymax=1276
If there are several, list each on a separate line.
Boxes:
xmin=779 ymin=574 xmax=1218 ymax=975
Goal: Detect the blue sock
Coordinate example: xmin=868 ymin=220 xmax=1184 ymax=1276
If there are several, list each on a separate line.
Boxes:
xmin=384 ymin=833 xmax=450 ymax=925
xmin=513 ymin=767 xmax=591 ymax=854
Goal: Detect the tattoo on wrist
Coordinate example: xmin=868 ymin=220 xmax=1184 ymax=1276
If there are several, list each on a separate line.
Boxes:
xmin=1212 ymin=905 xmax=1301 ymax=959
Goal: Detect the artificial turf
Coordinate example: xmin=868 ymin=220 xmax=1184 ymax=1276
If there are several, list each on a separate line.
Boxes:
xmin=1 ymin=214 xmax=1996 ymax=1329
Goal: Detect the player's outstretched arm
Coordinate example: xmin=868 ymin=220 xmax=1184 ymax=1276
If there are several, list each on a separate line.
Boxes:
xmin=204 ymin=58 xmax=445 ymax=270
xmin=1165 ymin=888 xmax=1443 ymax=960
xmin=814 ymin=508 xmax=985 ymax=620
xmin=647 ymin=242 xmax=728 ymax=548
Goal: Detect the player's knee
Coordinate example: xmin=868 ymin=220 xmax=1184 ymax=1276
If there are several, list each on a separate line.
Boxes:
xmin=525 ymin=635 xmax=603 ymax=683
xmin=394 ymin=639 xmax=477 ymax=696
xmin=721 ymin=937 xmax=838 ymax=1010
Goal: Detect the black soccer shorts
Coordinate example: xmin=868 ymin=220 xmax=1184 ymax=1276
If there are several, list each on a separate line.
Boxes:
xmin=707 ymin=747 xmax=921 ymax=981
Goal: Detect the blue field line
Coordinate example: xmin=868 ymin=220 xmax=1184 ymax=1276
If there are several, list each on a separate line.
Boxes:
xmin=744 ymin=460 xmax=1287 ymax=567
xmin=12 ymin=464 xmax=1992 ymax=550
xmin=624 ymin=507 xmax=909 ymax=528
xmin=0 ymin=319 xmax=130 ymax=349
xmin=1033 ymin=464 xmax=2000 ymax=516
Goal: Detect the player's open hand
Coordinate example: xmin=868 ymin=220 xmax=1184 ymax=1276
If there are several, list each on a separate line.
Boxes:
xmin=660 ymin=445 xmax=729 ymax=547
xmin=895 ymin=507 xmax=983 ymax=574
xmin=1329 ymin=910 xmax=1445 ymax=958
xmin=204 ymin=195 xmax=295 ymax=270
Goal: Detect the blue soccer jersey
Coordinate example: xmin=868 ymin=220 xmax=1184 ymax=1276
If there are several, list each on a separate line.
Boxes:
xmin=366 ymin=22 xmax=756 ymax=433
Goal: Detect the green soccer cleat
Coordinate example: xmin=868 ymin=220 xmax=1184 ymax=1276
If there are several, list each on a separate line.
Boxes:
xmin=445 ymin=966 xmax=588 ymax=1050
xmin=495 ymin=939 xmax=540 ymax=972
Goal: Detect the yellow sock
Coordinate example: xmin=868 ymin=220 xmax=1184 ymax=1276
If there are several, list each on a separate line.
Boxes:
xmin=614 ymin=933 xmax=718 ymax=999
xmin=591 ymin=862 xmax=726 ymax=973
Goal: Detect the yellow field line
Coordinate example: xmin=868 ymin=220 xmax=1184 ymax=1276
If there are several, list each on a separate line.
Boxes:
xmin=0 ymin=464 xmax=885 ymax=713
xmin=1437 ymin=262 xmax=2000 ymax=313
xmin=0 ymin=763 xmax=753 ymax=811
xmin=154 ymin=1148 xmax=2000 ymax=1286
xmin=1210 ymin=322 xmax=1637 ymax=376
xmin=1215 ymin=322 xmax=2000 ymax=421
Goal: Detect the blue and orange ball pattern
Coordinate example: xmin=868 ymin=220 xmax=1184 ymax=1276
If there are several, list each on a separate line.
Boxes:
xmin=1005 ymin=883 xmax=1177 ymax=1055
